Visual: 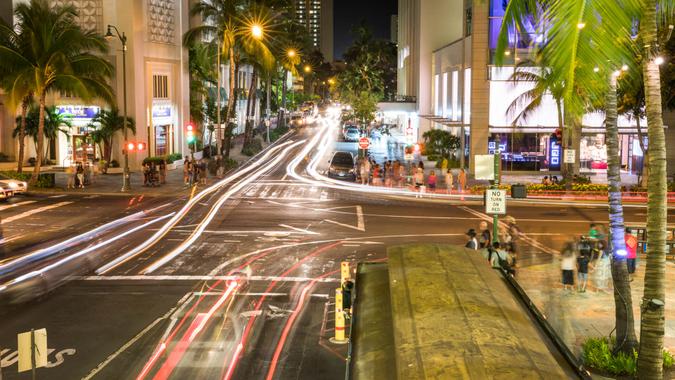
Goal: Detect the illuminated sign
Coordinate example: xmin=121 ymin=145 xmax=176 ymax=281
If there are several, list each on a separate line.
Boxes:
xmin=57 ymin=106 xmax=100 ymax=119
xmin=152 ymin=104 xmax=172 ymax=118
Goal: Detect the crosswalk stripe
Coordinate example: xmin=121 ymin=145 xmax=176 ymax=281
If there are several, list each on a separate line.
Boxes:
xmin=1 ymin=201 xmax=73 ymax=224
xmin=0 ymin=201 xmax=37 ymax=212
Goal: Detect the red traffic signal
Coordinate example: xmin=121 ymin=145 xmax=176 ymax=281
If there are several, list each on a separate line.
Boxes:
xmin=125 ymin=142 xmax=146 ymax=151
xmin=137 ymin=142 xmax=145 ymax=151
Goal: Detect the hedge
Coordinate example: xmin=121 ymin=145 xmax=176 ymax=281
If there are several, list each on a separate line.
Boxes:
xmin=0 ymin=171 xmax=55 ymax=188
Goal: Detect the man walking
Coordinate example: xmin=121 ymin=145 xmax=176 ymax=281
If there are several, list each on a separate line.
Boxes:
xmin=625 ymin=227 xmax=638 ymax=280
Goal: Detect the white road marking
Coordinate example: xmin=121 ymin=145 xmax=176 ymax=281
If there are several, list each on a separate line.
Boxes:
xmin=324 ymin=205 xmax=365 ymax=231
xmin=1 ymin=202 xmax=73 ymax=224
xmin=49 ymin=195 xmax=67 ymax=198
xmin=81 ymin=292 xmax=192 ymax=380
xmin=281 ymin=174 xmax=288 ymax=181
xmin=82 ymin=275 xmax=341 ymax=283
xmin=279 ymin=224 xmax=319 ymax=235
xmin=0 ymin=201 xmax=37 ymax=211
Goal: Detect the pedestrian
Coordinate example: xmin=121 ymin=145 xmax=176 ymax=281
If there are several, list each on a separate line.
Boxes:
xmin=625 ymin=227 xmax=638 ymax=280
xmin=393 ymin=160 xmax=400 ymax=185
xmin=542 ymin=176 xmax=551 ymax=185
xmin=577 ymin=242 xmax=593 ymax=292
xmin=372 ymin=164 xmax=382 ymax=186
xmin=414 ymin=167 xmax=424 ymax=189
xmin=560 ymin=242 xmax=576 ymax=291
xmin=465 ymin=229 xmax=479 ymax=250
xmin=478 ymin=221 xmax=491 ymax=249
xmin=588 ymin=223 xmax=600 ymax=240
xmin=66 ymin=164 xmax=75 ymax=189
xmin=91 ymin=161 xmax=99 ymax=184
xmin=458 ymin=168 xmax=467 ymax=192
xmin=159 ymin=160 xmax=167 ymax=184
xmin=143 ymin=162 xmax=150 ymax=186
xmin=200 ymin=160 xmax=207 ymax=185
xmin=445 ymin=169 xmax=453 ymax=193
xmin=360 ymin=160 xmax=369 ymax=185
xmin=183 ymin=156 xmax=190 ymax=185
xmin=76 ymin=163 xmax=85 ymax=189
xmin=418 ymin=161 xmax=424 ymax=170
xmin=398 ymin=162 xmax=406 ymax=186
xmin=487 ymin=242 xmax=515 ymax=276
xmin=427 ymin=170 xmax=437 ymax=191
xmin=593 ymin=240 xmax=611 ymax=293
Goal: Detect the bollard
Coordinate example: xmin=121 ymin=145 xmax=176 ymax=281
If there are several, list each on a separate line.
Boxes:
xmin=330 ymin=288 xmax=348 ymax=344
xmin=341 ymin=261 xmax=350 ymax=284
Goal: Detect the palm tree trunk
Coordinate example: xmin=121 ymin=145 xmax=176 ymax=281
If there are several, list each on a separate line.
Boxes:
xmin=559 ymin=101 xmax=572 ymax=188
xmin=30 ymin=93 xmax=46 ymax=185
xmin=280 ymin=69 xmax=288 ymax=128
xmin=223 ymin=49 xmax=237 ymax=158
xmin=637 ymin=1 xmax=668 ymax=377
xmin=243 ymin=68 xmax=257 ymax=149
xmin=17 ymin=99 xmax=28 ymax=173
xmin=606 ymin=75 xmax=638 ymax=355
xmin=636 ymin=116 xmax=649 ymax=188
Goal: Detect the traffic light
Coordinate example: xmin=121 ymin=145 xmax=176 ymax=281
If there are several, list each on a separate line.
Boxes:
xmin=127 ymin=142 xmax=135 ymax=151
xmin=125 ymin=142 xmax=146 ymax=152
xmin=186 ymin=124 xmax=196 ymax=144
xmin=137 ymin=142 xmax=145 ymax=151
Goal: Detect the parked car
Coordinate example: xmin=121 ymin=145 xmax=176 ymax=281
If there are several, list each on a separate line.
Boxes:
xmin=327 ymin=151 xmax=356 ymax=181
xmin=343 ymin=126 xmax=361 ymax=142
xmin=0 ymin=174 xmax=28 ymax=200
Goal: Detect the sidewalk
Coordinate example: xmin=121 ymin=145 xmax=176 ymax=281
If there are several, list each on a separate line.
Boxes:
xmin=516 ymin=258 xmax=675 ymax=362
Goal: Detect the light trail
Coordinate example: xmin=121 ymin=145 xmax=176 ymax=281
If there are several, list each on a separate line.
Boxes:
xmin=96 ymin=140 xmax=296 ymax=275
xmin=0 ymin=213 xmax=174 ymax=294
xmin=0 ymin=203 xmax=171 ymax=277
xmin=140 ymin=140 xmax=305 ymax=274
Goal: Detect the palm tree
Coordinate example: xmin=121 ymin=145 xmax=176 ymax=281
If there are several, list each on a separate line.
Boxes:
xmin=496 ymin=0 xmax=640 ymax=355
xmin=0 ymin=15 xmax=33 ymax=173
xmin=637 ymin=0 xmax=673 ymax=376
xmin=14 ymin=105 xmax=71 ymax=162
xmin=88 ymin=108 xmax=136 ymax=173
xmin=0 ymin=0 xmax=114 ymax=184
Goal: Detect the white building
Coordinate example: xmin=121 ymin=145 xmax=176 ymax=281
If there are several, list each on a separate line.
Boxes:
xmin=397 ymin=0 xmax=670 ymax=175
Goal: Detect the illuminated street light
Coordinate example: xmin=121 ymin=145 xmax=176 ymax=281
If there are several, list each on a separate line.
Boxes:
xmin=621 ymin=64 xmax=628 ymax=71
xmin=287 ymin=49 xmax=296 ymax=58
xmin=577 ymin=22 xmax=586 ymax=29
xmin=304 ymin=65 xmax=311 ymax=73
xmin=593 ymin=66 xmax=600 ymax=72
xmin=251 ymin=24 xmax=263 ymax=40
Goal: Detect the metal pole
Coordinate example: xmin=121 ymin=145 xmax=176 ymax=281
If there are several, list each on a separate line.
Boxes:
xmin=216 ymin=39 xmax=221 ymax=156
xmin=121 ymin=33 xmax=130 ymax=192
xmin=492 ymin=150 xmax=500 ymax=244
xmin=30 ymin=329 xmax=35 ymax=380
xmin=266 ymin=74 xmax=271 ymax=143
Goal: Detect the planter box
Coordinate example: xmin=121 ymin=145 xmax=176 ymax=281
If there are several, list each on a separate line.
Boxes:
xmin=106 ymin=167 xmax=124 ymax=174
xmin=166 ymin=163 xmax=178 ymax=171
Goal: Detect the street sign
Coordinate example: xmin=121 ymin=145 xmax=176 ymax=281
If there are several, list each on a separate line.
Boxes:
xmin=485 ymin=189 xmax=507 ymax=215
xmin=564 ymin=149 xmax=576 ymax=164
xmin=358 ymin=137 xmax=370 ymax=150
xmin=475 ymin=155 xmax=496 ymax=180
xmin=17 ymin=328 xmax=47 ymax=373
xmin=404 ymin=153 xmax=414 ymax=161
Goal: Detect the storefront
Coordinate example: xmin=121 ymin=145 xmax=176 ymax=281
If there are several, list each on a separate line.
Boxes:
xmin=151 ymin=102 xmax=174 ymax=157
xmin=56 ymin=105 xmax=100 ymax=166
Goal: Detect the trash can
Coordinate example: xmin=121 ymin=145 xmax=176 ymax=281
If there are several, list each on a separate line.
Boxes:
xmin=511 ymin=184 xmax=527 ymax=199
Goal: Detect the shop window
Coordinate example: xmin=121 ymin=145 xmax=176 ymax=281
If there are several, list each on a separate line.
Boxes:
xmin=153 ymin=75 xmax=169 ymax=99
xmin=155 ymin=125 xmax=169 ymax=156
xmin=580 ymin=134 xmax=608 ymax=170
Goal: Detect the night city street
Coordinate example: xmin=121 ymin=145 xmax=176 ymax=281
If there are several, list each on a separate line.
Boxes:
xmin=1 ymin=0 xmax=674 ymax=379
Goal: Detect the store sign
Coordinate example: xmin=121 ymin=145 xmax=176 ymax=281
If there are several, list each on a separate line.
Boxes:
xmin=549 ymin=140 xmax=561 ymax=169
xmin=152 ymin=105 xmax=172 ymax=118
xmin=485 ymin=189 xmax=507 ymax=215
xmin=57 ymin=106 xmax=100 ymax=119
xmin=475 ymin=154 xmax=496 ymax=180
xmin=564 ymin=149 xmax=576 ymax=164
xmin=488 ymin=140 xmax=507 ymax=155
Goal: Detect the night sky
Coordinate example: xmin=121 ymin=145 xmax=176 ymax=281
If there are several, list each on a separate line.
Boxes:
xmin=333 ymin=0 xmax=398 ymax=59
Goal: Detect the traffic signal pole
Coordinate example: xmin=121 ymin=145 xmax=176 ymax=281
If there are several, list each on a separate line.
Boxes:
xmin=492 ymin=150 xmax=501 ymax=244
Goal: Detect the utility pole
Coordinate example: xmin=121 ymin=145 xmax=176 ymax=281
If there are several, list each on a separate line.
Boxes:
xmin=106 ymin=25 xmax=130 ymax=192
xmin=216 ymin=39 xmax=222 ymax=157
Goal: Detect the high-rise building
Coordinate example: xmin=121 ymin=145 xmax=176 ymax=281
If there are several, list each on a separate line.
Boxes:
xmin=390 ymin=15 xmax=398 ymax=44
xmin=295 ymin=0 xmax=333 ymax=62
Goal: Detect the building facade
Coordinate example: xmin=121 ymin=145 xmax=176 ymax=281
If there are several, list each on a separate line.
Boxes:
xmin=295 ymin=0 xmax=333 ymax=62
xmin=398 ymin=0 xmax=666 ymax=175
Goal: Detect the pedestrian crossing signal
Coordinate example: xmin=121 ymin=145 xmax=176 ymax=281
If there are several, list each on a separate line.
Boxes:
xmin=186 ymin=124 xmax=196 ymax=143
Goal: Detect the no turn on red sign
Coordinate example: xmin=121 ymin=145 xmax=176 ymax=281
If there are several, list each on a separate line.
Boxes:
xmin=485 ymin=189 xmax=507 ymax=215
xmin=358 ymin=137 xmax=370 ymax=149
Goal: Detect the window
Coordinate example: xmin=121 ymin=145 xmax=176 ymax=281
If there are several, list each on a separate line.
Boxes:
xmin=153 ymin=75 xmax=169 ymax=99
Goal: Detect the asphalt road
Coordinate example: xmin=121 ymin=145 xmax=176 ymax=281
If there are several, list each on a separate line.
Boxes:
xmin=0 ymin=119 xmax=671 ymax=380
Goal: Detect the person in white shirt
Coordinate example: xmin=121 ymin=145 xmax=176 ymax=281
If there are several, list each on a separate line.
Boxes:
xmin=560 ymin=242 xmax=577 ymax=291
xmin=465 ymin=229 xmax=479 ymax=250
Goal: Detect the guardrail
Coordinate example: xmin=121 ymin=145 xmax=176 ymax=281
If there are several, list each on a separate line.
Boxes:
xmin=497 ymin=267 xmax=592 ymax=380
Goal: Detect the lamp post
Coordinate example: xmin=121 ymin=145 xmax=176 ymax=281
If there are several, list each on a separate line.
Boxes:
xmin=105 ymin=24 xmax=130 ymax=192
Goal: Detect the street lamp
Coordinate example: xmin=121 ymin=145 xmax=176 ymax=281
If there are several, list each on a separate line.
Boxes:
xmin=287 ymin=49 xmax=296 ymax=58
xmin=251 ymin=24 xmax=263 ymax=40
xmin=105 ymin=24 xmax=131 ymax=192
xmin=304 ymin=65 xmax=311 ymax=73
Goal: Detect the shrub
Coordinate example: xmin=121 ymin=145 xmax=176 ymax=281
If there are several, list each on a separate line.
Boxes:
xmin=168 ymin=153 xmax=183 ymax=163
xmin=143 ymin=156 xmax=166 ymax=165
xmin=0 ymin=152 xmax=10 ymax=162
xmin=269 ymin=126 xmax=289 ymax=142
xmin=582 ymin=337 xmax=673 ymax=376
xmin=0 ymin=171 xmax=55 ymax=188
xmin=241 ymin=139 xmax=263 ymax=157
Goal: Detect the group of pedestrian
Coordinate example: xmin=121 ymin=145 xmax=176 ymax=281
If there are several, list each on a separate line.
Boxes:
xmin=465 ymin=216 xmax=520 ymax=276
xmin=542 ymin=175 xmax=560 ymax=185
xmin=66 ymin=161 xmax=95 ymax=189
xmin=357 ymin=157 xmax=469 ymax=194
xmin=183 ymin=156 xmax=208 ymax=186
xmin=142 ymin=160 xmax=167 ymax=187
xmin=559 ymin=223 xmax=638 ymax=293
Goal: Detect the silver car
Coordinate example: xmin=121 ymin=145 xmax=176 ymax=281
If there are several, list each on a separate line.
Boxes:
xmin=0 ymin=176 xmax=28 ymax=199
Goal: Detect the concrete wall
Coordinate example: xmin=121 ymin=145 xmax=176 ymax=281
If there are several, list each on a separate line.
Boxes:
xmin=469 ymin=0 xmax=489 ymax=174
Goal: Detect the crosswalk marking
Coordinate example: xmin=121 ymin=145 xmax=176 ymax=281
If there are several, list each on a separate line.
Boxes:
xmin=0 ymin=201 xmax=36 ymax=212
xmin=238 ymin=183 xmax=333 ymax=201
xmin=1 ymin=201 xmax=73 ymax=224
